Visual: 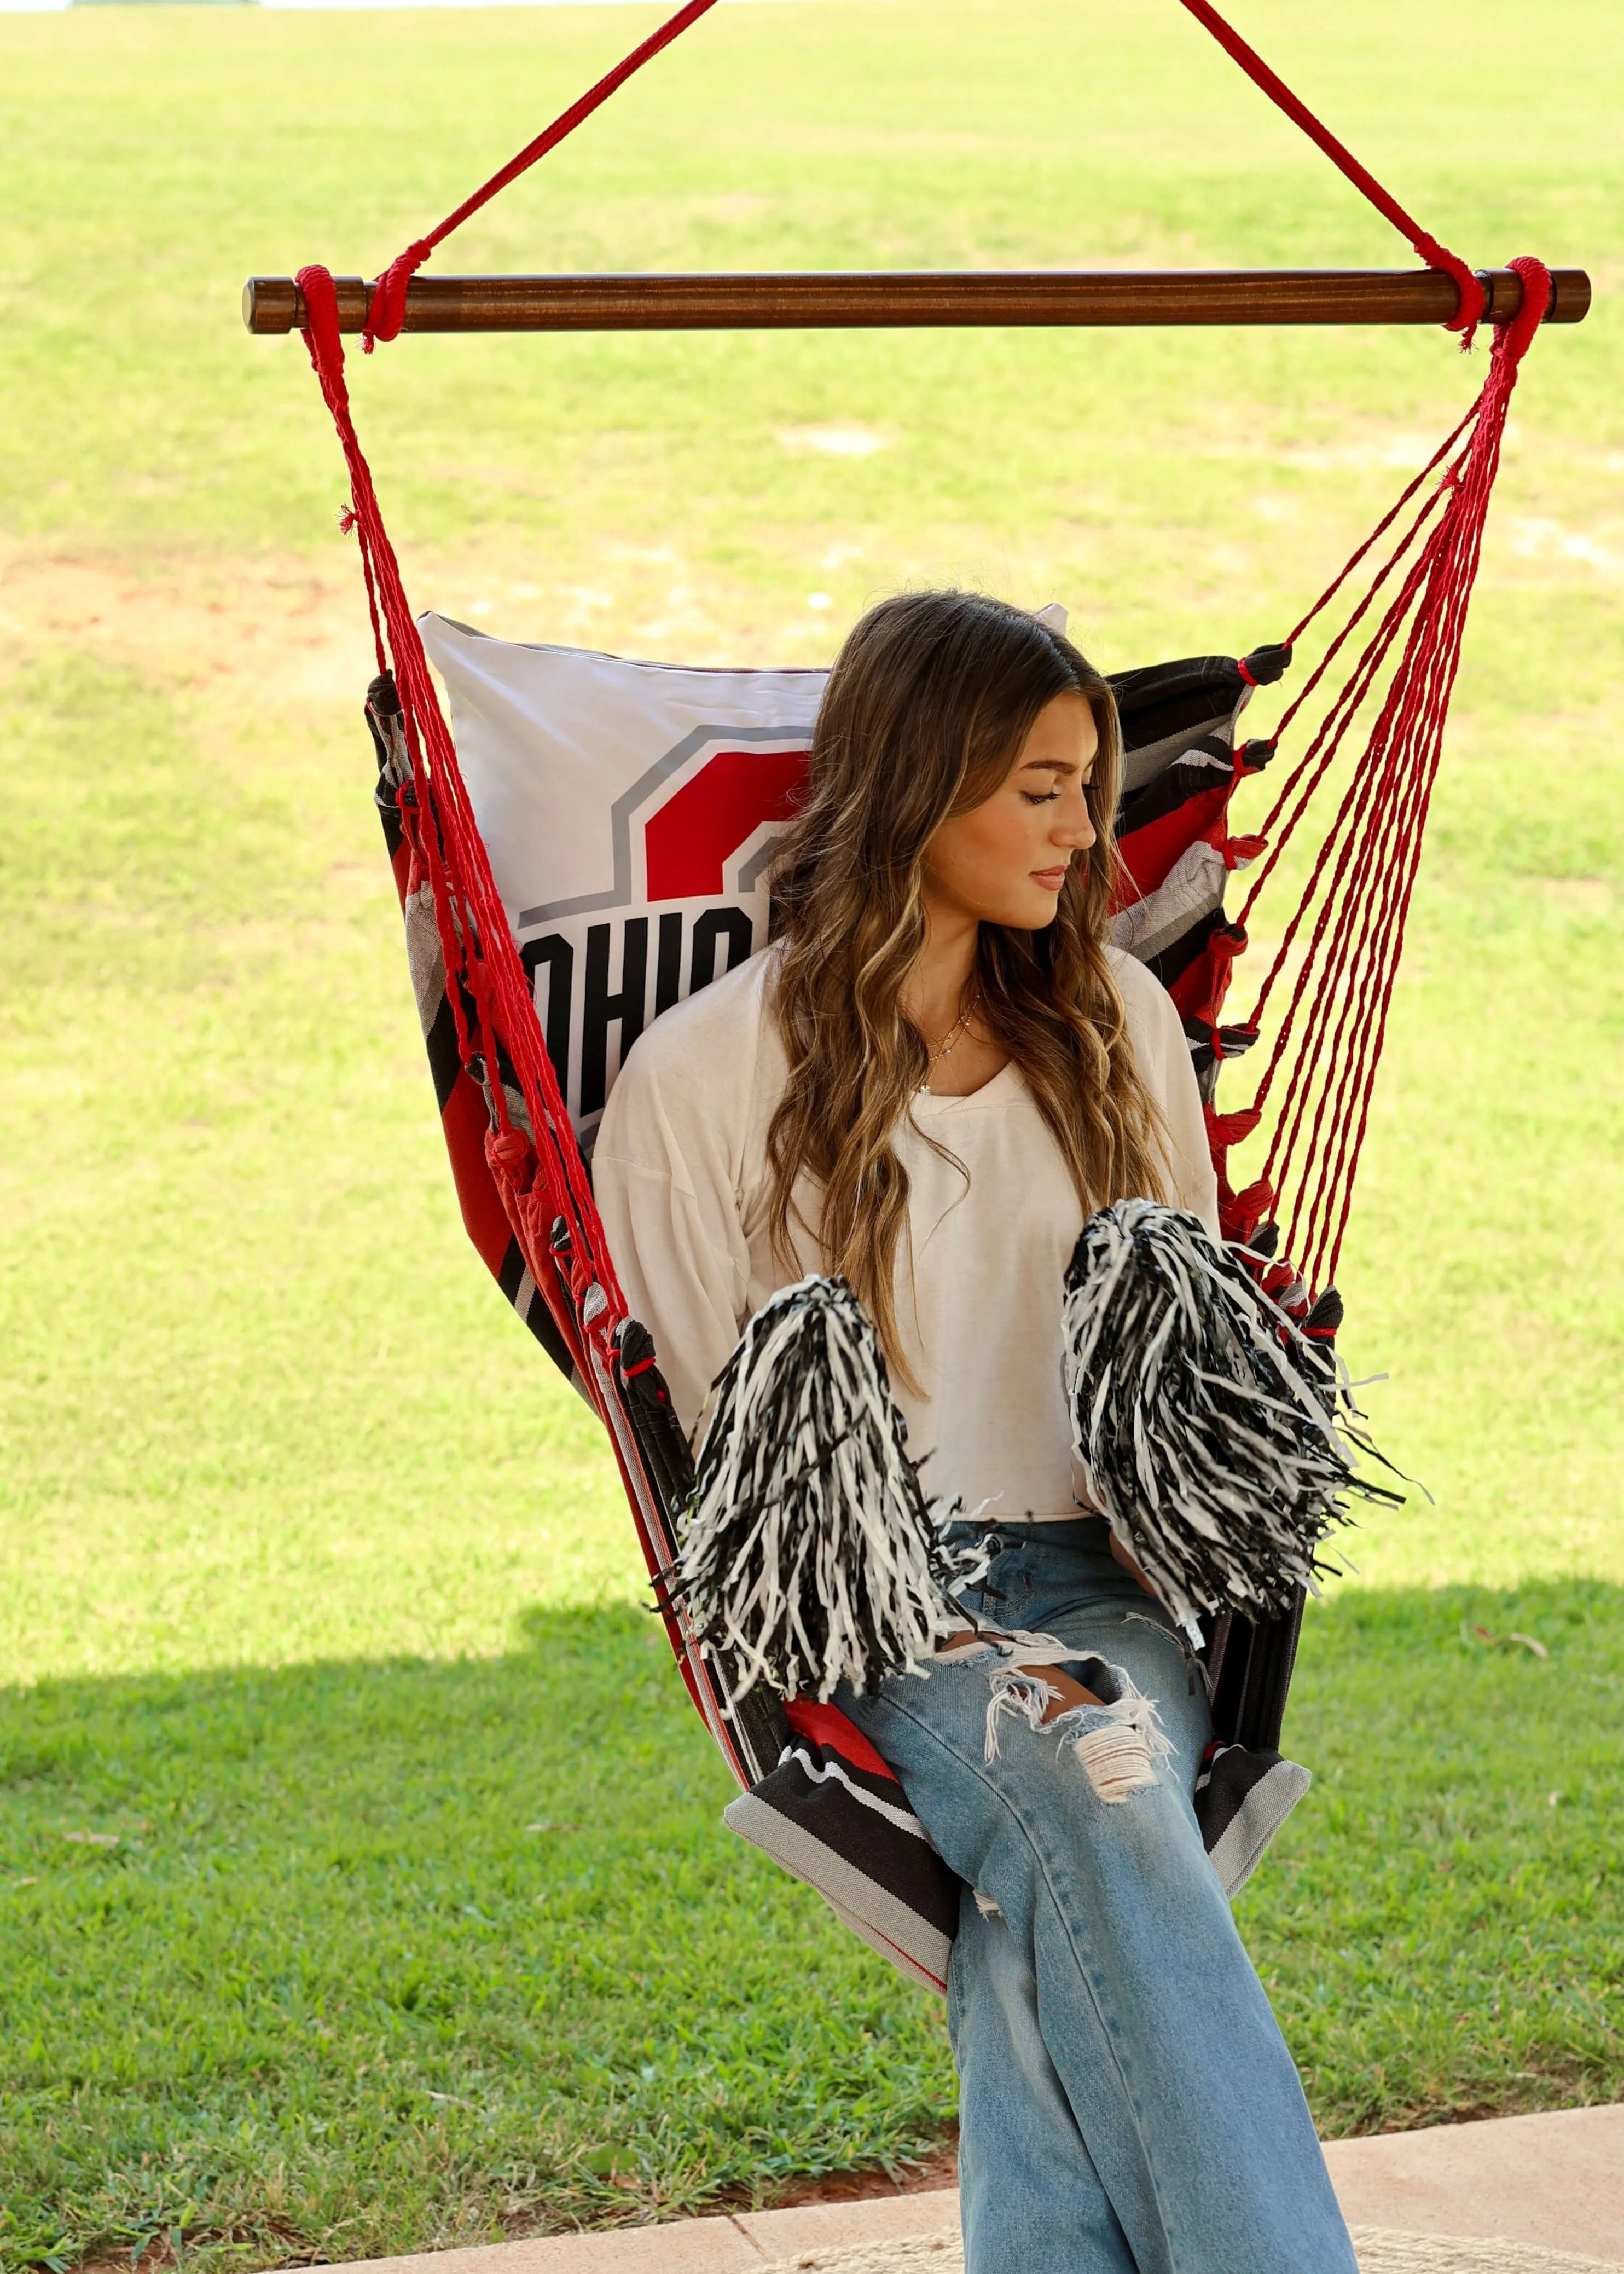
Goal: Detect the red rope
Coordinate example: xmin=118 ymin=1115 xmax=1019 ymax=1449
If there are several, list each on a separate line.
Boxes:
xmin=1248 ymin=455 xmax=1460 ymax=877
xmin=1176 ymin=0 xmax=1484 ymax=340
xmin=1229 ymin=259 xmax=1551 ymax=1278
xmin=1312 ymin=292 xmax=1533 ymax=1280
xmin=1239 ymin=524 xmax=1440 ymax=1050
xmin=1290 ymin=684 xmax=1446 ymax=1289
xmin=1281 ymin=401 xmax=1479 ymax=655
xmin=286 ymin=3 xmax=735 ymax=1372
xmin=364 ymin=0 xmax=721 ymax=348
xmin=1270 ymin=708 xmax=1428 ymax=1258
xmin=298 ymin=266 xmax=629 ymax=1361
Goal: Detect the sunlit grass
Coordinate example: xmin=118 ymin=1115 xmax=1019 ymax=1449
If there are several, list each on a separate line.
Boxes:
xmin=1 ymin=3 xmax=1620 ymax=2265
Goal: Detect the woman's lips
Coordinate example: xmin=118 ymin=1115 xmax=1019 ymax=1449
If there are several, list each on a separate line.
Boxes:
xmin=1031 ymin=865 xmax=1071 ymax=891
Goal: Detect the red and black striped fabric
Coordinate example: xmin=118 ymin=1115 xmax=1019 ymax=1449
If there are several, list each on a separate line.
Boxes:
xmin=367 ymin=681 xmax=584 ymax=1389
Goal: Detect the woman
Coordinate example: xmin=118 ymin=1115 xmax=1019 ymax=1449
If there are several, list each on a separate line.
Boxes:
xmin=595 ymin=592 xmax=1356 ymax=2274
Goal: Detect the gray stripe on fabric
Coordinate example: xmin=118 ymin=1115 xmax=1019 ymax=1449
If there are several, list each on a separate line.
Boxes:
xmin=1207 ymin=1757 xmax=1312 ymax=1898
xmin=735 ymin=832 xmax=787 ymax=894
xmin=1120 ymin=714 xmax=1235 ymax=795
xmin=404 ymin=883 xmax=447 ymax=1035
xmin=819 ymin=1897 xmax=950 ymax=1995
xmin=1111 ymin=841 xmax=1228 ymax=962
xmin=723 ymin=1792 xmax=954 ymax=1985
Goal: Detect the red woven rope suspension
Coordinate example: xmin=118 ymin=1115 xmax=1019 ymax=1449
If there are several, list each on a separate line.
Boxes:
xmin=1176 ymin=0 xmax=1484 ymax=339
xmin=1241 ymin=503 xmax=1448 ymax=1028
xmin=1218 ymin=259 xmax=1553 ymax=1280
xmin=1280 ymin=401 xmax=1478 ymax=660
xmin=1268 ymin=745 xmax=1424 ymax=1262
xmin=1246 ymin=453 xmax=1463 ymax=889
xmin=297 ymin=265 xmax=628 ymax=1365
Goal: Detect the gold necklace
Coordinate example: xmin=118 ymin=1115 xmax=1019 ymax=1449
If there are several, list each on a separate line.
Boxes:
xmin=918 ymin=984 xmax=981 ymax=1093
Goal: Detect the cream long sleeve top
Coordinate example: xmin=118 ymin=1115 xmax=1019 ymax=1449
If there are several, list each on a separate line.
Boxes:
xmin=593 ymin=945 xmax=1220 ymax=1525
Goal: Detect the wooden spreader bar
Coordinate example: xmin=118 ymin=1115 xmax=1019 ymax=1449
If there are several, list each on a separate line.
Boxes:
xmin=243 ymin=265 xmax=1590 ymax=338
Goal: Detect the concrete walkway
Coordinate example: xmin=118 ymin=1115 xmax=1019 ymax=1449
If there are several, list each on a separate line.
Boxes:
xmin=317 ymin=2105 xmax=1623 ymax=2274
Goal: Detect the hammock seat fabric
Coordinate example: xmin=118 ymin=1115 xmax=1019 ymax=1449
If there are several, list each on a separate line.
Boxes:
xmin=365 ymin=624 xmax=1308 ymax=1992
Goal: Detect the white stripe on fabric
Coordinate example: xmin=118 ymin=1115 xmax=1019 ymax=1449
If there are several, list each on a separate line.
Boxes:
xmin=781 ymin=1746 xmax=935 ymax=1840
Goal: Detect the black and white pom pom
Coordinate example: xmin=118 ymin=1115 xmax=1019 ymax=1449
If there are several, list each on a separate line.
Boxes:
xmin=1063 ymin=1200 xmax=1394 ymax=1640
xmin=672 ymin=1276 xmax=966 ymax=1706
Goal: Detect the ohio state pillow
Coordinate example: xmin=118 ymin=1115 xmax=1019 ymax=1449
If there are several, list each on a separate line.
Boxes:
xmin=420 ymin=612 xmax=1288 ymax=1148
xmin=420 ymin=613 xmax=826 ymax=1154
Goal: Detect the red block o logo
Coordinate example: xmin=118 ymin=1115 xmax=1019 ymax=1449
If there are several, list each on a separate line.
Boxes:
xmin=642 ymin=748 xmax=809 ymax=901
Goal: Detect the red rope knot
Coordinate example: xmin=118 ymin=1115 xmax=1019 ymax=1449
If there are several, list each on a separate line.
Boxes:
xmin=486 ymin=1124 xmax=536 ymax=1193
xmin=1498 ymin=256 xmax=1552 ymax=367
xmin=364 ymin=238 xmax=434 ymax=353
xmin=1235 ymin=1177 xmax=1276 ymax=1224
xmin=295 ymin=264 xmax=346 ymax=391
xmin=1206 ymin=1104 xmax=1263 ymax=1149
xmin=1413 ymin=232 xmax=1486 ymax=347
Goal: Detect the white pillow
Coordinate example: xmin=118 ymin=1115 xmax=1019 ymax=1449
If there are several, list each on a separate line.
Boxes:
xmin=420 ymin=614 xmax=825 ymax=1152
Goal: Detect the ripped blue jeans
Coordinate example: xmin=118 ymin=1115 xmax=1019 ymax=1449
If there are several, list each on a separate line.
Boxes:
xmin=839 ymin=1517 xmax=1355 ymax=2274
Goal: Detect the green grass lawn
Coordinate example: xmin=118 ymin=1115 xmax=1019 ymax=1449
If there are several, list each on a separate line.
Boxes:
xmin=1 ymin=3 xmax=1621 ymax=2268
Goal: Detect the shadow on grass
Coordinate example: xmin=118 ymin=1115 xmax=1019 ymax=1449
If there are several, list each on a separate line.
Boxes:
xmin=1 ymin=1586 xmax=1620 ymax=2272
xmin=0 ymin=1604 xmax=953 ymax=2274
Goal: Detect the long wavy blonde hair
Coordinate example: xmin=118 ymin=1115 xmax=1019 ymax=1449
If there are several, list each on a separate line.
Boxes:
xmin=767 ymin=590 xmax=1171 ymax=1383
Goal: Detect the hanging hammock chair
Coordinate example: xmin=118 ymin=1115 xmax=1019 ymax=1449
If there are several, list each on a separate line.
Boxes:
xmin=247 ymin=0 xmax=1588 ymax=1993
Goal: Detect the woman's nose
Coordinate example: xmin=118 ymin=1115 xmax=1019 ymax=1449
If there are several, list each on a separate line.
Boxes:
xmin=1054 ymin=793 xmax=1096 ymax=850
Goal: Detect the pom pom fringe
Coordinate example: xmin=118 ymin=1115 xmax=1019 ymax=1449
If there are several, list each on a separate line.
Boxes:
xmin=1063 ymin=1200 xmax=1401 ymax=1641
xmin=672 ymin=1276 xmax=969 ymax=1706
